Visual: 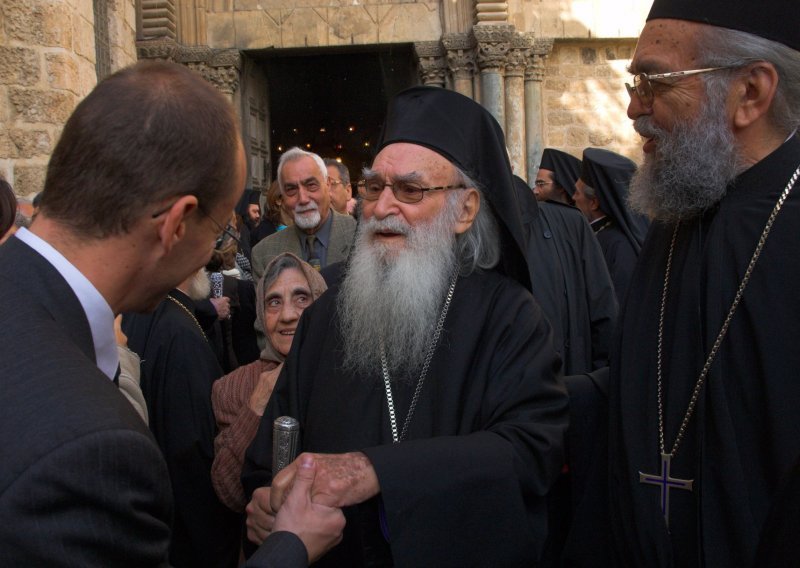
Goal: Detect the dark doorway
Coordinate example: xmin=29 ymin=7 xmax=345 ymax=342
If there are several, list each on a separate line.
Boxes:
xmin=254 ymin=46 xmax=418 ymax=183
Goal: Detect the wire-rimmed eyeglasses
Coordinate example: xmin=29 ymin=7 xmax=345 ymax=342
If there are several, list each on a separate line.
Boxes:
xmin=625 ymin=66 xmax=735 ymax=108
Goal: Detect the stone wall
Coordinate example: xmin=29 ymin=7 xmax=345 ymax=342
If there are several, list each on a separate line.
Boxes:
xmin=543 ymin=39 xmax=641 ymax=163
xmin=205 ymin=0 xmax=443 ymax=50
xmin=0 ymin=0 xmax=136 ymax=197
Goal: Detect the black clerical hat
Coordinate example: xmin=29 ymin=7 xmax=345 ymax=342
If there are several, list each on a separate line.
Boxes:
xmin=377 ymin=86 xmax=531 ymax=291
xmin=539 ymin=148 xmax=581 ymax=197
xmin=580 ymin=148 xmax=648 ymax=253
xmin=647 ymin=0 xmax=800 ymax=52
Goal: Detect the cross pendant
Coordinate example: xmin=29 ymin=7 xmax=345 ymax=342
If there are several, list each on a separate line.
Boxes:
xmin=639 ymin=452 xmax=693 ymax=528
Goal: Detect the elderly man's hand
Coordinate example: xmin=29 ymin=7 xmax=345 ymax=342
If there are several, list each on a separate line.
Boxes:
xmin=272 ymin=455 xmax=346 ymax=563
xmin=210 ymin=296 xmax=231 ymax=320
xmin=271 ymin=452 xmax=380 ymax=511
xmin=245 ymin=486 xmax=276 ymax=545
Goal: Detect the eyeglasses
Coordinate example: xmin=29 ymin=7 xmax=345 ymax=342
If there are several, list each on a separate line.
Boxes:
xmin=200 ymin=209 xmax=240 ymax=249
xmin=356 ymin=179 xmax=466 ymax=204
xmin=534 ymin=180 xmax=553 ymax=188
xmin=151 ymin=199 xmax=238 ymax=248
xmin=328 ymin=179 xmax=344 ymax=186
xmin=282 ymin=179 xmax=321 ymax=198
xmin=625 ymin=66 xmax=734 ymax=108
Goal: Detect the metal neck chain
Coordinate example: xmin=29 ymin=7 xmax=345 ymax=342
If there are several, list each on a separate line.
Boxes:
xmin=166 ymin=294 xmax=208 ymax=342
xmin=657 ymin=163 xmax=800 ymax=458
xmin=380 ymin=268 xmax=459 ymax=443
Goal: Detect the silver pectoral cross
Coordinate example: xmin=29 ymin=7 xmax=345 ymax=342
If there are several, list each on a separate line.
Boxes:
xmin=639 ymin=452 xmax=693 ymax=528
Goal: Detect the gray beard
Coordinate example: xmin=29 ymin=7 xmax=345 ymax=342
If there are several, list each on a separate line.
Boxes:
xmin=294 ymin=204 xmax=321 ymax=230
xmin=628 ymin=90 xmax=745 ymax=222
xmin=338 ymin=202 xmax=460 ymax=383
xmin=186 ymin=268 xmax=211 ymax=301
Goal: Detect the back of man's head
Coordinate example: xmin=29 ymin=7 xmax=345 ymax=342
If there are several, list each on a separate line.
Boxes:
xmin=40 ymin=61 xmax=241 ymax=239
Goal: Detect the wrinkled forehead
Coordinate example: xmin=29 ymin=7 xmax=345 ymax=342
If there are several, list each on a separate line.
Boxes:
xmin=371 ymin=142 xmax=457 ymax=182
xmin=632 ymin=18 xmax=706 ymax=73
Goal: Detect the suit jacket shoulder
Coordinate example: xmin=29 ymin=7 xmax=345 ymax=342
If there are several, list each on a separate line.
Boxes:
xmin=0 ymin=238 xmax=173 ymax=566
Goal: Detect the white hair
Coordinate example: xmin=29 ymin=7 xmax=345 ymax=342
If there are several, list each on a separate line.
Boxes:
xmin=276 ymin=147 xmax=328 ymax=194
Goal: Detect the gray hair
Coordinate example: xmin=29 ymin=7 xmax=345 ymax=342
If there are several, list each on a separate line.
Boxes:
xmin=276 ymin=147 xmax=328 ymax=194
xmin=697 ymin=26 xmax=800 ymax=135
xmin=323 ymin=158 xmax=350 ymax=186
xmin=262 ymin=253 xmax=303 ymax=294
xmin=450 ymin=166 xmax=501 ymax=275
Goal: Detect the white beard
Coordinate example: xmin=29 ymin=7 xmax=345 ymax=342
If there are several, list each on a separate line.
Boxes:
xmin=628 ymin=87 xmax=745 ymax=222
xmin=294 ymin=203 xmax=322 ymax=230
xmin=186 ymin=267 xmax=211 ymax=301
xmin=338 ymin=199 xmax=461 ymax=382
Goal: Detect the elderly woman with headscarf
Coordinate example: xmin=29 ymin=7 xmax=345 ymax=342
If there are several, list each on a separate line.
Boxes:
xmin=211 ymin=252 xmax=327 ymax=512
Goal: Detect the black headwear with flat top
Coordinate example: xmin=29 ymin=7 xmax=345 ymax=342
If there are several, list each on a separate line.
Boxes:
xmin=579 ymin=148 xmax=649 ymax=254
xmin=539 ymin=148 xmax=582 ymax=197
xmin=376 ymin=86 xmax=531 ymax=291
xmin=647 ymin=0 xmax=800 ymax=52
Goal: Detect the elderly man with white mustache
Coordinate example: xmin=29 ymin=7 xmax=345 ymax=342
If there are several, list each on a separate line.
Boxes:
xmin=251 ymin=148 xmax=356 ymax=280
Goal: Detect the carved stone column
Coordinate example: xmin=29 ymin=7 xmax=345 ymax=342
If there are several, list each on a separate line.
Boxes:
xmin=504 ymin=33 xmax=530 ymax=178
xmin=475 ymin=1 xmax=509 ymax=24
xmin=137 ymin=0 xmax=177 ymax=41
xmin=177 ymin=0 xmax=208 ymax=46
xmin=474 ymin=24 xmax=513 ymax=131
xmin=442 ymin=33 xmax=476 ymax=99
xmin=414 ymin=42 xmax=447 ymax=88
xmin=136 ymin=39 xmax=241 ymax=101
xmin=524 ymin=38 xmax=554 ymax=182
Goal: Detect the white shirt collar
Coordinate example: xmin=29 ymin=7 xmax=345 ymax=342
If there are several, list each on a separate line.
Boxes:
xmin=15 ymin=228 xmax=118 ymax=380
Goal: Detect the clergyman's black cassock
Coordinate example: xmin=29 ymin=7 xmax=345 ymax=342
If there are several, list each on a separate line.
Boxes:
xmin=609 ymin=135 xmax=800 ymax=566
xmin=514 ymin=176 xmax=617 ymax=374
xmin=242 ymin=86 xmax=568 ymax=566
xmin=579 ymin=148 xmax=649 ymax=304
xmin=123 ymin=291 xmax=241 ymax=568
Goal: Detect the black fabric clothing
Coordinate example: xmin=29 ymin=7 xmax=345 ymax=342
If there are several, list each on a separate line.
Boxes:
xmin=515 ymin=177 xmax=617 ymax=375
xmin=244 ymin=532 xmax=308 ymax=568
xmin=0 ymin=236 xmax=173 ymax=566
xmin=540 ymin=148 xmax=582 ymax=197
xmin=377 ymin=86 xmax=531 ymax=290
xmin=250 ymin=218 xmax=279 ymax=248
xmin=647 ymin=0 xmax=800 ymax=51
xmin=199 ymin=277 xmax=259 ymax=372
xmin=580 ymin=148 xmax=649 ymax=255
xmin=593 ymin=219 xmax=639 ymax=304
xmin=608 ymin=136 xmax=800 ymax=567
xmin=242 ymin=270 xmax=568 ymax=567
xmin=515 ymin=178 xmax=617 ymax=566
xmin=123 ymin=291 xmax=241 ymax=568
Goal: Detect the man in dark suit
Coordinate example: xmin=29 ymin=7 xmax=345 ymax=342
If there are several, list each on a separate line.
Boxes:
xmin=0 ymin=60 xmax=343 ymax=567
xmin=251 ymin=147 xmax=356 ymax=281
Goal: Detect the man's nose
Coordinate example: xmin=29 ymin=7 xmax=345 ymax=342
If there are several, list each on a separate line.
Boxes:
xmin=296 ymin=186 xmax=310 ymax=204
xmin=627 ymin=91 xmax=650 ymax=120
xmin=372 ymin=185 xmax=400 ymax=219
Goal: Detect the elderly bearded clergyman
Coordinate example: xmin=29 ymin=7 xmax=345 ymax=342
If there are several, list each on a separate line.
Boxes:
xmin=604 ymin=0 xmax=800 ymax=566
xmin=241 ymin=87 xmax=568 ymax=566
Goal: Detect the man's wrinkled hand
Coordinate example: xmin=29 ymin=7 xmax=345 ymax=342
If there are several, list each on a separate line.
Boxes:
xmin=271 ymin=452 xmax=380 ymax=511
xmin=210 ymin=296 xmax=231 ymax=320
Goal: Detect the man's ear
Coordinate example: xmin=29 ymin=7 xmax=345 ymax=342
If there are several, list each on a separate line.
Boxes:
xmin=731 ymin=61 xmax=780 ymax=130
xmin=590 ymin=195 xmax=601 ymax=212
xmin=454 ymin=188 xmax=480 ymax=235
xmin=156 ymin=195 xmax=199 ymax=254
